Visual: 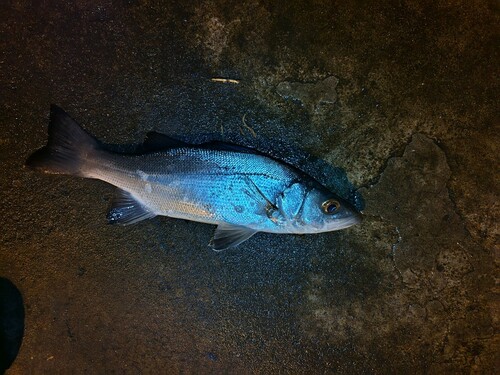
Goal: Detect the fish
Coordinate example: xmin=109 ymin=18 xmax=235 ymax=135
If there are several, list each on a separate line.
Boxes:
xmin=26 ymin=105 xmax=362 ymax=250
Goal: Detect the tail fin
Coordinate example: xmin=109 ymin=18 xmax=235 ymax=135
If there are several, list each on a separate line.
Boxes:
xmin=26 ymin=105 xmax=100 ymax=176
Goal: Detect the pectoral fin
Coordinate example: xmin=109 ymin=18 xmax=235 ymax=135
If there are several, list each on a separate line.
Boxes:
xmin=107 ymin=189 xmax=156 ymax=225
xmin=210 ymin=224 xmax=257 ymax=251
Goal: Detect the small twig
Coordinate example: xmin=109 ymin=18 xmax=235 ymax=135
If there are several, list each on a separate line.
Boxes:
xmin=241 ymin=113 xmax=256 ymax=137
xmin=210 ymin=78 xmax=240 ymax=84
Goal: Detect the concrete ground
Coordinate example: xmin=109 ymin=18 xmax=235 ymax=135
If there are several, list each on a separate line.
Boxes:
xmin=1 ymin=0 xmax=498 ymax=373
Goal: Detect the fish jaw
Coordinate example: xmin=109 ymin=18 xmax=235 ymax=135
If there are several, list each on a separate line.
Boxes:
xmin=315 ymin=211 xmax=362 ymax=233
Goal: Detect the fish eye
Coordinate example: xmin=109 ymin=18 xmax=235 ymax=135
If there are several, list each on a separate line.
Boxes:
xmin=322 ymin=199 xmax=340 ymax=215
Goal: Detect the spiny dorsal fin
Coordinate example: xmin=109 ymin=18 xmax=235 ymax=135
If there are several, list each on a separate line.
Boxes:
xmin=141 ymin=132 xmax=259 ymax=155
xmin=141 ymin=132 xmax=190 ymax=153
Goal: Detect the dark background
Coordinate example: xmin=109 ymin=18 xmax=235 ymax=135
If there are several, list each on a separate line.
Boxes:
xmin=1 ymin=0 xmax=498 ymax=373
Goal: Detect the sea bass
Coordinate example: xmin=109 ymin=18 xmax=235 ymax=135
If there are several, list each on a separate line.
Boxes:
xmin=26 ymin=105 xmax=361 ymax=250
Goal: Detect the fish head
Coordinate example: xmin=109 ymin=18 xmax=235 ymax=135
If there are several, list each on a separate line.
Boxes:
xmin=282 ymin=183 xmax=362 ymax=233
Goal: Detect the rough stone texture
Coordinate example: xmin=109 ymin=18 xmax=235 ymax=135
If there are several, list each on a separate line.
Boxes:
xmin=276 ymin=76 xmax=339 ymax=113
xmin=301 ymin=134 xmax=496 ymax=373
xmin=0 ymin=0 xmax=498 ymax=374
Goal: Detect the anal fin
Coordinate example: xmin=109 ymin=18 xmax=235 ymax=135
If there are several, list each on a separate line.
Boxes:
xmin=210 ymin=224 xmax=257 ymax=251
xmin=107 ymin=189 xmax=156 ymax=225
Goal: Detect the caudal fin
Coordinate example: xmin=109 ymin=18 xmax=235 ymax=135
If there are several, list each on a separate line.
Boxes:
xmin=26 ymin=105 xmax=100 ymax=176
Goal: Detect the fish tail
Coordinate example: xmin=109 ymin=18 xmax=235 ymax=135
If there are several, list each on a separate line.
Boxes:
xmin=26 ymin=105 xmax=100 ymax=176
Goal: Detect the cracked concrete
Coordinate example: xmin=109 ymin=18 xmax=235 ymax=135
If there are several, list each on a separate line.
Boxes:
xmin=0 ymin=0 xmax=497 ymax=373
xmin=302 ymin=134 xmax=495 ymax=373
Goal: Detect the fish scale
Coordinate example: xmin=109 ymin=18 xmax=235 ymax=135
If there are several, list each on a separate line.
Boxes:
xmin=89 ymin=149 xmax=297 ymax=230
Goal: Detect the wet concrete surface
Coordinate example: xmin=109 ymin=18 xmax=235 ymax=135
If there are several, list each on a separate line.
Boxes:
xmin=0 ymin=0 xmax=498 ymax=373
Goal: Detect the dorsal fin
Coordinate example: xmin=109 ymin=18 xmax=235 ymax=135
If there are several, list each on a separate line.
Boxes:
xmin=198 ymin=141 xmax=257 ymax=154
xmin=141 ymin=132 xmax=190 ymax=152
xmin=141 ymin=131 xmax=260 ymax=155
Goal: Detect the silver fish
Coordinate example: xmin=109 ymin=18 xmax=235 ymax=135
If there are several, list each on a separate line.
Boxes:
xmin=26 ymin=105 xmax=361 ymax=250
